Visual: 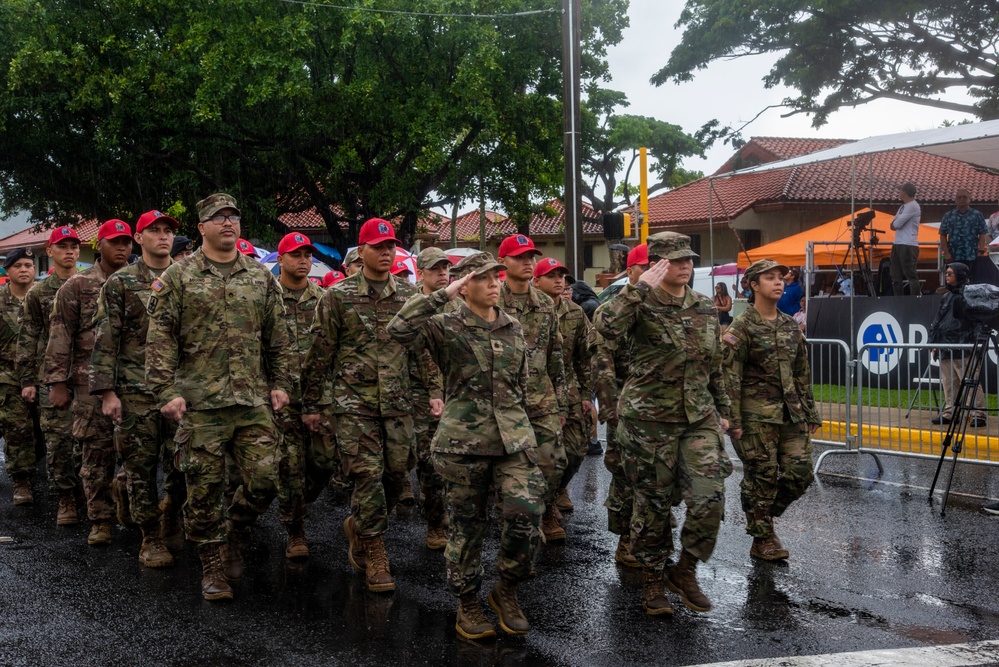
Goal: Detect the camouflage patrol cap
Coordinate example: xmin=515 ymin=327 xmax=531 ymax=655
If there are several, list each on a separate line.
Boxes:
xmin=343 ymin=247 xmax=361 ymax=266
xmin=744 ymin=258 xmax=789 ymax=285
xmin=451 ymin=251 xmax=506 ymax=279
xmin=196 ymin=193 xmax=240 ymax=222
xmin=416 ymin=247 xmax=451 ymax=270
xmin=647 ymin=232 xmax=698 ymax=261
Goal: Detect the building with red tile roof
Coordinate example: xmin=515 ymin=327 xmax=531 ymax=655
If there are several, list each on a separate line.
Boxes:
xmin=647 ymin=136 xmax=999 ymax=265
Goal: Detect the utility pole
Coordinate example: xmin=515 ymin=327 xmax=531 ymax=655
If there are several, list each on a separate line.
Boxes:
xmin=561 ymin=0 xmax=584 ymax=277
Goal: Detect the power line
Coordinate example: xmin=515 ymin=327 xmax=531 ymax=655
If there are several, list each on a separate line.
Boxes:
xmin=277 ymin=0 xmax=558 ymax=19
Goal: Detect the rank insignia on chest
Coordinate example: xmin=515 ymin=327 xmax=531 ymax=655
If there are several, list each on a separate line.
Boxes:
xmin=151 ymin=278 xmax=165 ymax=292
xmin=491 ymin=340 xmax=504 ymax=354
xmin=681 ymin=317 xmax=692 ymax=329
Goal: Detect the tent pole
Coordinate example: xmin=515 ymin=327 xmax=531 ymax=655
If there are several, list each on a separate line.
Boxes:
xmin=709 ymin=178 xmax=715 ymax=291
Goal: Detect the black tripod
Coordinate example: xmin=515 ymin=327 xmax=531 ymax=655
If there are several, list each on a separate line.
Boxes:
xmin=844 ymin=210 xmax=882 ymax=297
xmin=929 ymin=325 xmax=998 ymax=515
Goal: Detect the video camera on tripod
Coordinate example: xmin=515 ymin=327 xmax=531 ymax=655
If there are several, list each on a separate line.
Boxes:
xmin=846 ymin=209 xmax=882 ymax=246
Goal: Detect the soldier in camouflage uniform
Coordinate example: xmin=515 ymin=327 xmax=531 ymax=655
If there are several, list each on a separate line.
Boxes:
xmin=16 ymin=227 xmax=81 ymax=525
xmin=723 ymin=258 xmax=821 ymax=562
xmin=342 ymin=247 xmax=362 ymax=277
xmin=592 ymin=243 xmax=648 ymax=568
xmin=89 ymin=210 xmax=186 ymax=566
xmin=531 ymin=257 xmax=593 ymax=516
xmin=301 ymin=218 xmax=418 ymax=593
xmin=45 ymin=219 xmax=134 ymax=546
xmin=413 ymin=247 xmax=449 ymax=550
xmin=145 ymin=193 xmax=294 ymax=602
xmin=272 ymin=232 xmax=339 ymax=561
xmin=496 ymin=234 xmax=568 ymax=544
xmin=1 ymin=248 xmax=40 ymax=505
xmin=388 ymin=252 xmax=545 ymax=640
xmin=595 ymin=232 xmax=733 ymax=617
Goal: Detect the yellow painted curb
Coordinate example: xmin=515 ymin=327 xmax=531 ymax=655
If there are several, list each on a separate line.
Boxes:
xmin=817 ymin=421 xmax=999 ymax=461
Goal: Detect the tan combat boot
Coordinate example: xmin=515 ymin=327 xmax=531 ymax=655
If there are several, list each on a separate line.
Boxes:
xmin=362 ymin=536 xmax=395 ymax=593
xmin=642 ymin=569 xmax=674 ymax=616
xmin=221 ymin=521 xmax=247 ymax=581
xmin=88 ymin=520 xmax=113 ymax=546
xmin=541 ymin=506 xmax=566 ymax=542
xmin=159 ymin=495 xmax=185 ymax=553
xmin=111 ymin=474 xmax=135 ymax=527
xmin=554 ymin=488 xmax=574 ymax=513
xmin=398 ymin=477 xmax=416 ymax=506
xmin=750 ymin=534 xmax=790 ymax=561
xmin=285 ymin=522 xmax=310 ymax=561
xmin=199 ymin=543 xmax=233 ymax=602
xmin=455 ymin=593 xmax=497 ymax=640
xmin=12 ymin=475 xmax=33 ymax=505
xmin=666 ymin=549 xmax=712 ymax=612
xmin=614 ymin=535 xmax=641 ymax=568
xmin=425 ymin=523 xmax=447 ymax=551
xmin=56 ymin=491 xmax=79 ymax=526
xmin=488 ymin=578 xmax=530 ymax=635
xmin=343 ymin=514 xmax=367 ymax=571
xmin=138 ymin=525 xmax=175 ymax=568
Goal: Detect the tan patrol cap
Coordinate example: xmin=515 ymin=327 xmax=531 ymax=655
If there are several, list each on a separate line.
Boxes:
xmin=647 ymin=232 xmax=699 ymax=260
xmin=417 ymin=247 xmax=451 ymax=270
xmin=744 ymin=258 xmax=789 ymax=285
xmin=451 ymin=252 xmax=506 ymax=279
xmin=196 ymin=193 xmax=240 ymax=222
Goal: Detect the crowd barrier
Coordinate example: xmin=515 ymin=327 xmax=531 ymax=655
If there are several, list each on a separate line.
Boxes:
xmin=809 ymin=338 xmax=999 ymax=476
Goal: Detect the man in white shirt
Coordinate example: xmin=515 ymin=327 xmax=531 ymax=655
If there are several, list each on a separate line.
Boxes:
xmin=889 ymin=182 xmax=922 ymax=296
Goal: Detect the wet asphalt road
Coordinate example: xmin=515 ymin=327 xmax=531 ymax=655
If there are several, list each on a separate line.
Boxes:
xmin=2 ymin=436 xmax=999 ymax=667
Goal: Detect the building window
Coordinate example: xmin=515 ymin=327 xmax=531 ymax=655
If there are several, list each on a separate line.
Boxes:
xmin=36 ymin=254 xmax=49 ymax=276
xmin=738 ymin=229 xmax=762 ymax=250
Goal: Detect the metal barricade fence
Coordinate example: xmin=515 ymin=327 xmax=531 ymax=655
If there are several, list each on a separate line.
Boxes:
xmin=806 ymin=338 xmax=854 ymax=450
xmin=854 ymin=341 xmax=999 ymax=468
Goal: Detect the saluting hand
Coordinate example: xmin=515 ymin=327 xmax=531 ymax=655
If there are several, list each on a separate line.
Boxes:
xmin=444 ymin=272 xmax=474 ymax=300
xmin=638 ymin=258 xmax=670 ymax=287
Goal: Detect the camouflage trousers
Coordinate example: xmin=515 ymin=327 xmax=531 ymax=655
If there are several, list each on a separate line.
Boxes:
xmin=433 ymin=450 xmax=545 ymax=597
xmin=558 ymin=401 xmax=589 ymax=492
xmin=174 ymin=405 xmax=279 ymax=545
xmin=38 ymin=385 xmax=79 ymax=493
xmin=414 ymin=412 xmax=446 ymax=528
xmin=732 ymin=420 xmax=814 ymax=538
xmin=274 ymin=403 xmax=341 ymax=525
xmin=603 ymin=421 xmax=633 ymax=536
xmin=530 ymin=413 xmax=565 ymax=505
xmin=339 ymin=413 xmax=414 ymax=536
xmin=622 ymin=414 xmax=732 ymax=570
xmin=0 ymin=383 xmax=36 ymax=478
xmin=72 ymin=388 xmax=116 ymax=522
xmin=115 ymin=393 xmax=185 ymax=529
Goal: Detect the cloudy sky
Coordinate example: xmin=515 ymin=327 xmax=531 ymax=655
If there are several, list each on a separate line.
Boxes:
xmin=605 ymin=1 xmax=976 ymax=176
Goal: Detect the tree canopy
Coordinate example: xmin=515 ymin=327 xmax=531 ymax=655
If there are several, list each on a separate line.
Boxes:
xmin=0 ymin=0 xmax=629 ymax=248
xmin=654 ymin=0 xmax=999 ymax=127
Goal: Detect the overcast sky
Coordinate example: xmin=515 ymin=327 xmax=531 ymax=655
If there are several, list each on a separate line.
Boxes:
xmin=607 ymin=1 xmax=976 ymax=176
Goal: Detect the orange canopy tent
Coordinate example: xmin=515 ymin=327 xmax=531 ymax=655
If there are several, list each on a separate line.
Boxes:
xmin=736 ymin=208 xmax=941 ymax=269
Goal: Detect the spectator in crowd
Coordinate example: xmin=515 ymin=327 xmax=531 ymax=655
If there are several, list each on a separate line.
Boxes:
xmin=570 ymin=278 xmax=600 ymax=321
xmin=793 ymin=296 xmax=807 ymax=333
xmin=940 ymin=189 xmax=989 ymax=263
xmin=987 ymin=198 xmax=999 ymax=241
xmin=889 ymin=182 xmax=922 ymax=296
xmin=776 ymin=268 xmax=803 ymax=315
xmin=714 ymin=283 xmax=733 ymax=332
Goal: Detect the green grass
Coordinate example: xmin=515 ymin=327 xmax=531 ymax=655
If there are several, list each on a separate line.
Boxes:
xmin=814 ymin=384 xmax=999 ymax=410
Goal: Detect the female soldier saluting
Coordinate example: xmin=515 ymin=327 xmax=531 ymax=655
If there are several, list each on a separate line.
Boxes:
xmin=723 ymin=259 xmax=822 ymax=562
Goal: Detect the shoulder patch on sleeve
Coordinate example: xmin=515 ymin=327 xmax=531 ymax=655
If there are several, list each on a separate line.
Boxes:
xmin=146 ymin=295 xmax=159 ymax=315
xmin=151 ymin=278 xmax=165 ymax=292
xmin=723 ymin=331 xmax=739 ymax=346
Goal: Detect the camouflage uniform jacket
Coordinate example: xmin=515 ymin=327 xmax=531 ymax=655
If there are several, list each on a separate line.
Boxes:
xmin=591 ymin=302 xmax=630 ymax=424
xmin=0 ymin=285 xmax=25 ymax=387
xmin=279 ymin=280 xmax=332 ymax=406
xmin=722 ymin=305 xmax=820 ymax=430
xmin=44 ymin=263 xmax=110 ymax=387
xmin=499 ymin=282 xmax=567 ymax=418
xmin=16 ymin=272 xmax=69 ymax=388
xmin=301 ymin=271 xmax=418 ymax=416
xmin=387 ymin=290 xmax=536 ymax=456
xmin=144 ymin=249 xmax=294 ymax=410
xmin=594 ymin=282 xmax=731 ymax=424
xmin=89 ymin=258 xmax=166 ymax=397
xmin=556 ymin=296 xmax=594 ymax=406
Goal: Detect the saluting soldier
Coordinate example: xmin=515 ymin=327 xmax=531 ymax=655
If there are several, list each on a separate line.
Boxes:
xmin=595 ymin=232 xmax=733 ymax=617
xmin=1 ymin=248 xmax=40 ymax=505
xmin=388 ymin=252 xmax=545 ymax=640
xmin=89 ymin=210 xmax=186 ymax=567
xmin=44 ymin=220 xmax=133 ymax=546
xmin=301 ymin=218 xmax=418 ymax=593
xmin=16 ymin=227 xmax=81 ymax=525
xmin=145 ymin=193 xmax=294 ymax=602
xmin=496 ymin=234 xmax=568 ymax=544
xmin=723 ymin=259 xmax=821 ymax=561
xmin=531 ymin=258 xmax=593 ymax=517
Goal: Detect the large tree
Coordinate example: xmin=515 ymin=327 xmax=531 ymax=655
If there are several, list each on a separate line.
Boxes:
xmin=654 ymin=0 xmax=999 ymax=127
xmin=0 ymin=0 xmax=628 ymax=248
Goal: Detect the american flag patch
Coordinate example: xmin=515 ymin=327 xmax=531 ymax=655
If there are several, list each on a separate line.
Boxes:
xmin=723 ymin=332 xmax=738 ymax=346
xmin=151 ymin=278 xmax=165 ymax=292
